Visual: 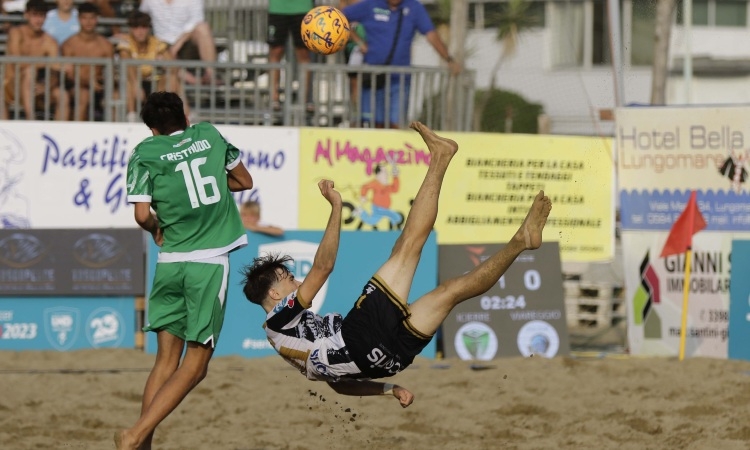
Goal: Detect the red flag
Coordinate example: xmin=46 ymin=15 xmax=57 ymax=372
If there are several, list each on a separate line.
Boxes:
xmin=660 ymin=191 xmax=707 ymax=257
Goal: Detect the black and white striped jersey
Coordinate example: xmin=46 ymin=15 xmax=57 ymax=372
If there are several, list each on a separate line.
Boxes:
xmin=264 ymin=290 xmax=364 ymax=382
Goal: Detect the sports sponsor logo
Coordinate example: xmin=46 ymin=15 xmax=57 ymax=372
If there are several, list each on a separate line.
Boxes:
xmin=0 ymin=233 xmax=47 ymax=268
xmin=516 ymin=320 xmax=560 ymax=358
xmin=272 ymin=296 xmax=296 ymax=313
xmin=366 ymin=347 xmax=402 ymax=374
xmin=86 ymin=307 xmax=124 ymax=348
xmin=309 ymin=349 xmax=329 ymax=374
xmin=72 ymin=233 xmax=124 ymax=268
xmin=43 ymin=307 xmax=80 ymax=351
xmin=454 ymin=321 xmax=498 ymax=360
xmin=172 ymin=137 xmax=193 ymax=148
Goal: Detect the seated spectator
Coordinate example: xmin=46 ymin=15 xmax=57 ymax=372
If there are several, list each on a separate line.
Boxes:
xmin=60 ymin=2 xmax=113 ymax=121
xmin=117 ymin=11 xmax=189 ymax=122
xmin=240 ymin=200 xmax=284 ymax=236
xmin=2 ymin=0 xmax=65 ymax=120
xmin=139 ymin=0 xmax=219 ymax=84
xmin=43 ymin=0 xmax=79 ymax=45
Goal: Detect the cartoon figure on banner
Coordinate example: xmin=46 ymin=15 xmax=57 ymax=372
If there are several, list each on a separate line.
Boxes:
xmin=343 ymin=157 xmax=406 ymax=230
xmin=718 ymin=148 xmax=749 ymax=193
xmin=0 ymin=128 xmax=31 ymax=228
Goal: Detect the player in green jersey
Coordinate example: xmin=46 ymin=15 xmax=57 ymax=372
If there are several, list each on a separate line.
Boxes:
xmin=115 ymin=91 xmax=254 ymax=450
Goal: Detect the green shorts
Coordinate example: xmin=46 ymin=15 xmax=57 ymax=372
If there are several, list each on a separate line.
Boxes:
xmin=145 ymin=255 xmax=229 ymax=347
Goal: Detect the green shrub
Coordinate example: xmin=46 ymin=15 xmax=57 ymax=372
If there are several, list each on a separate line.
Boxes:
xmin=475 ymin=88 xmax=543 ymax=133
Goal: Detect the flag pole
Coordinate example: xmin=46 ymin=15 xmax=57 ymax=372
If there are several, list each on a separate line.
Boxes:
xmin=678 ymin=248 xmax=693 ymax=361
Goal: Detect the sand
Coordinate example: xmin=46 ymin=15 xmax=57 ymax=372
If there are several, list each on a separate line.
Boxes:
xmin=1 ymin=348 xmax=750 ymax=450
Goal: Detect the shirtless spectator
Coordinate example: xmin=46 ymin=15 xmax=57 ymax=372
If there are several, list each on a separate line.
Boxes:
xmin=2 ymin=0 xmax=65 ymax=120
xmin=117 ymin=11 xmax=189 ymax=122
xmin=60 ymin=2 xmax=114 ymax=121
xmin=43 ymin=0 xmax=79 ymax=45
xmin=139 ymin=0 xmax=219 ymax=84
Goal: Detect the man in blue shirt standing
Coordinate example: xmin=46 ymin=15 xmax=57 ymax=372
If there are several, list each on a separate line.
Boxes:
xmin=342 ymin=0 xmax=461 ymax=128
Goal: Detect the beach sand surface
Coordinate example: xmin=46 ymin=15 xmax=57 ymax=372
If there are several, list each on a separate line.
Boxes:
xmin=1 ymin=349 xmax=749 ymax=450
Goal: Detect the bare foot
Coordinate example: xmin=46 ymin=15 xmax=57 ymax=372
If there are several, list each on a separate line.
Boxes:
xmin=410 ymin=121 xmax=458 ymax=159
xmin=114 ymin=429 xmax=138 ymax=450
xmin=516 ymin=190 xmax=552 ymax=250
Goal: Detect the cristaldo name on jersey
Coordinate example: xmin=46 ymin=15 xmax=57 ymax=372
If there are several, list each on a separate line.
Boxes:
xmin=160 ymin=139 xmax=212 ymax=161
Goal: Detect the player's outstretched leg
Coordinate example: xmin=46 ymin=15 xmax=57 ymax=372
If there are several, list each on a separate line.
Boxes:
xmin=407 ymin=191 xmax=552 ymax=336
xmin=374 ymin=122 xmax=458 ymax=301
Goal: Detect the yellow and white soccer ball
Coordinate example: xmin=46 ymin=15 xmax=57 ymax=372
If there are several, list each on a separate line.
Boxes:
xmin=300 ymin=6 xmax=351 ymax=55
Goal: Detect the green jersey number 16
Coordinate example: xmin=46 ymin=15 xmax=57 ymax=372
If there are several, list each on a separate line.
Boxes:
xmin=175 ymin=157 xmax=220 ymax=208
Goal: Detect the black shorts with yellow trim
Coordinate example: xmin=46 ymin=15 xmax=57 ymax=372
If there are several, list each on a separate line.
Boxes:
xmin=341 ymin=275 xmax=433 ymax=379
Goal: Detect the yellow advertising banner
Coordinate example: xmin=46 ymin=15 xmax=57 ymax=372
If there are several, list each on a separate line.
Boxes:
xmin=298 ymin=128 xmax=614 ymax=262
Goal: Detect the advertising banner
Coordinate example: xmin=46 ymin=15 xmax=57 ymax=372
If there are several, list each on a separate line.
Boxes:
xmin=145 ymin=230 xmax=438 ymax=359
xmin=616 ymin=107 xmax=750 ymax=231
xmin=728 ymin=240 xmax=750 ymax=361
xmin=297 ymin=128 xmax=613 ymax=262
xmin=623 ymin=232 xmax=733 ymax=357
xmin=0 ymin=297 xmax=135 ymax=351
xmin=0 ymin=122 xmax=300 ymax=229
xmin=440 ymin=242 xmax=569 ymax=360
xmin=0 ymin=228 xmax=145 ymax=296
xmin=617 ymin=107 xmax=750 ymax=357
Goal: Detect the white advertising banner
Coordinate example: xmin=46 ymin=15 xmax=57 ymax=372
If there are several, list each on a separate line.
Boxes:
xmin=622 ymin=231 xmax=750 ymax=358
xmin=617 ymin=106 xmax=750 ymax=232
xmin=617 ymin=106 xmax=750 ymax=358
xmin=0 ymin=121 xmax=299 ymax=229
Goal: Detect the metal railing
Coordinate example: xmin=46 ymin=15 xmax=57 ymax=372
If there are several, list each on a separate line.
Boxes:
xmin=0 ymin=56 xmax=117 ymax=121
xmin=1 ymin=56 xmax=476 ymax=130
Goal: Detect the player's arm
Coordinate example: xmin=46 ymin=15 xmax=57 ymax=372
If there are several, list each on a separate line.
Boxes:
xmin=297 ymin=180 xmax=341 ymax=306
xmin=226 ymin=160 xmax=253 ymax=191
xmin=134 ymin=202 xmax=163 ymax=246
xmin=326 ymin=380 xmax=414 ymax=408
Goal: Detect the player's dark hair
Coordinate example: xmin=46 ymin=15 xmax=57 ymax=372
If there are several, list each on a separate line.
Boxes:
xmin=241 ymin=254 xmax=295 ymax=305
xmin=128 ymin=10 xmax=151 ymax=28
xmin=77 ymin=2 xmax=99 ymax=15
xmin=141 ymin=91 xmax=187 ymax=135
xmin=25 ymin=0 xmax=48 ymax=14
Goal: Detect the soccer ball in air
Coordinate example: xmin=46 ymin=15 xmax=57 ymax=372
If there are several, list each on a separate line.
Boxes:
xmin=300 ymin=6 xmax=351 ymax=55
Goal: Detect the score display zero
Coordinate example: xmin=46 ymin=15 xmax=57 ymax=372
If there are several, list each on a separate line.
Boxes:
xmin=479 ymin=269 xmax=541 ymax=311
